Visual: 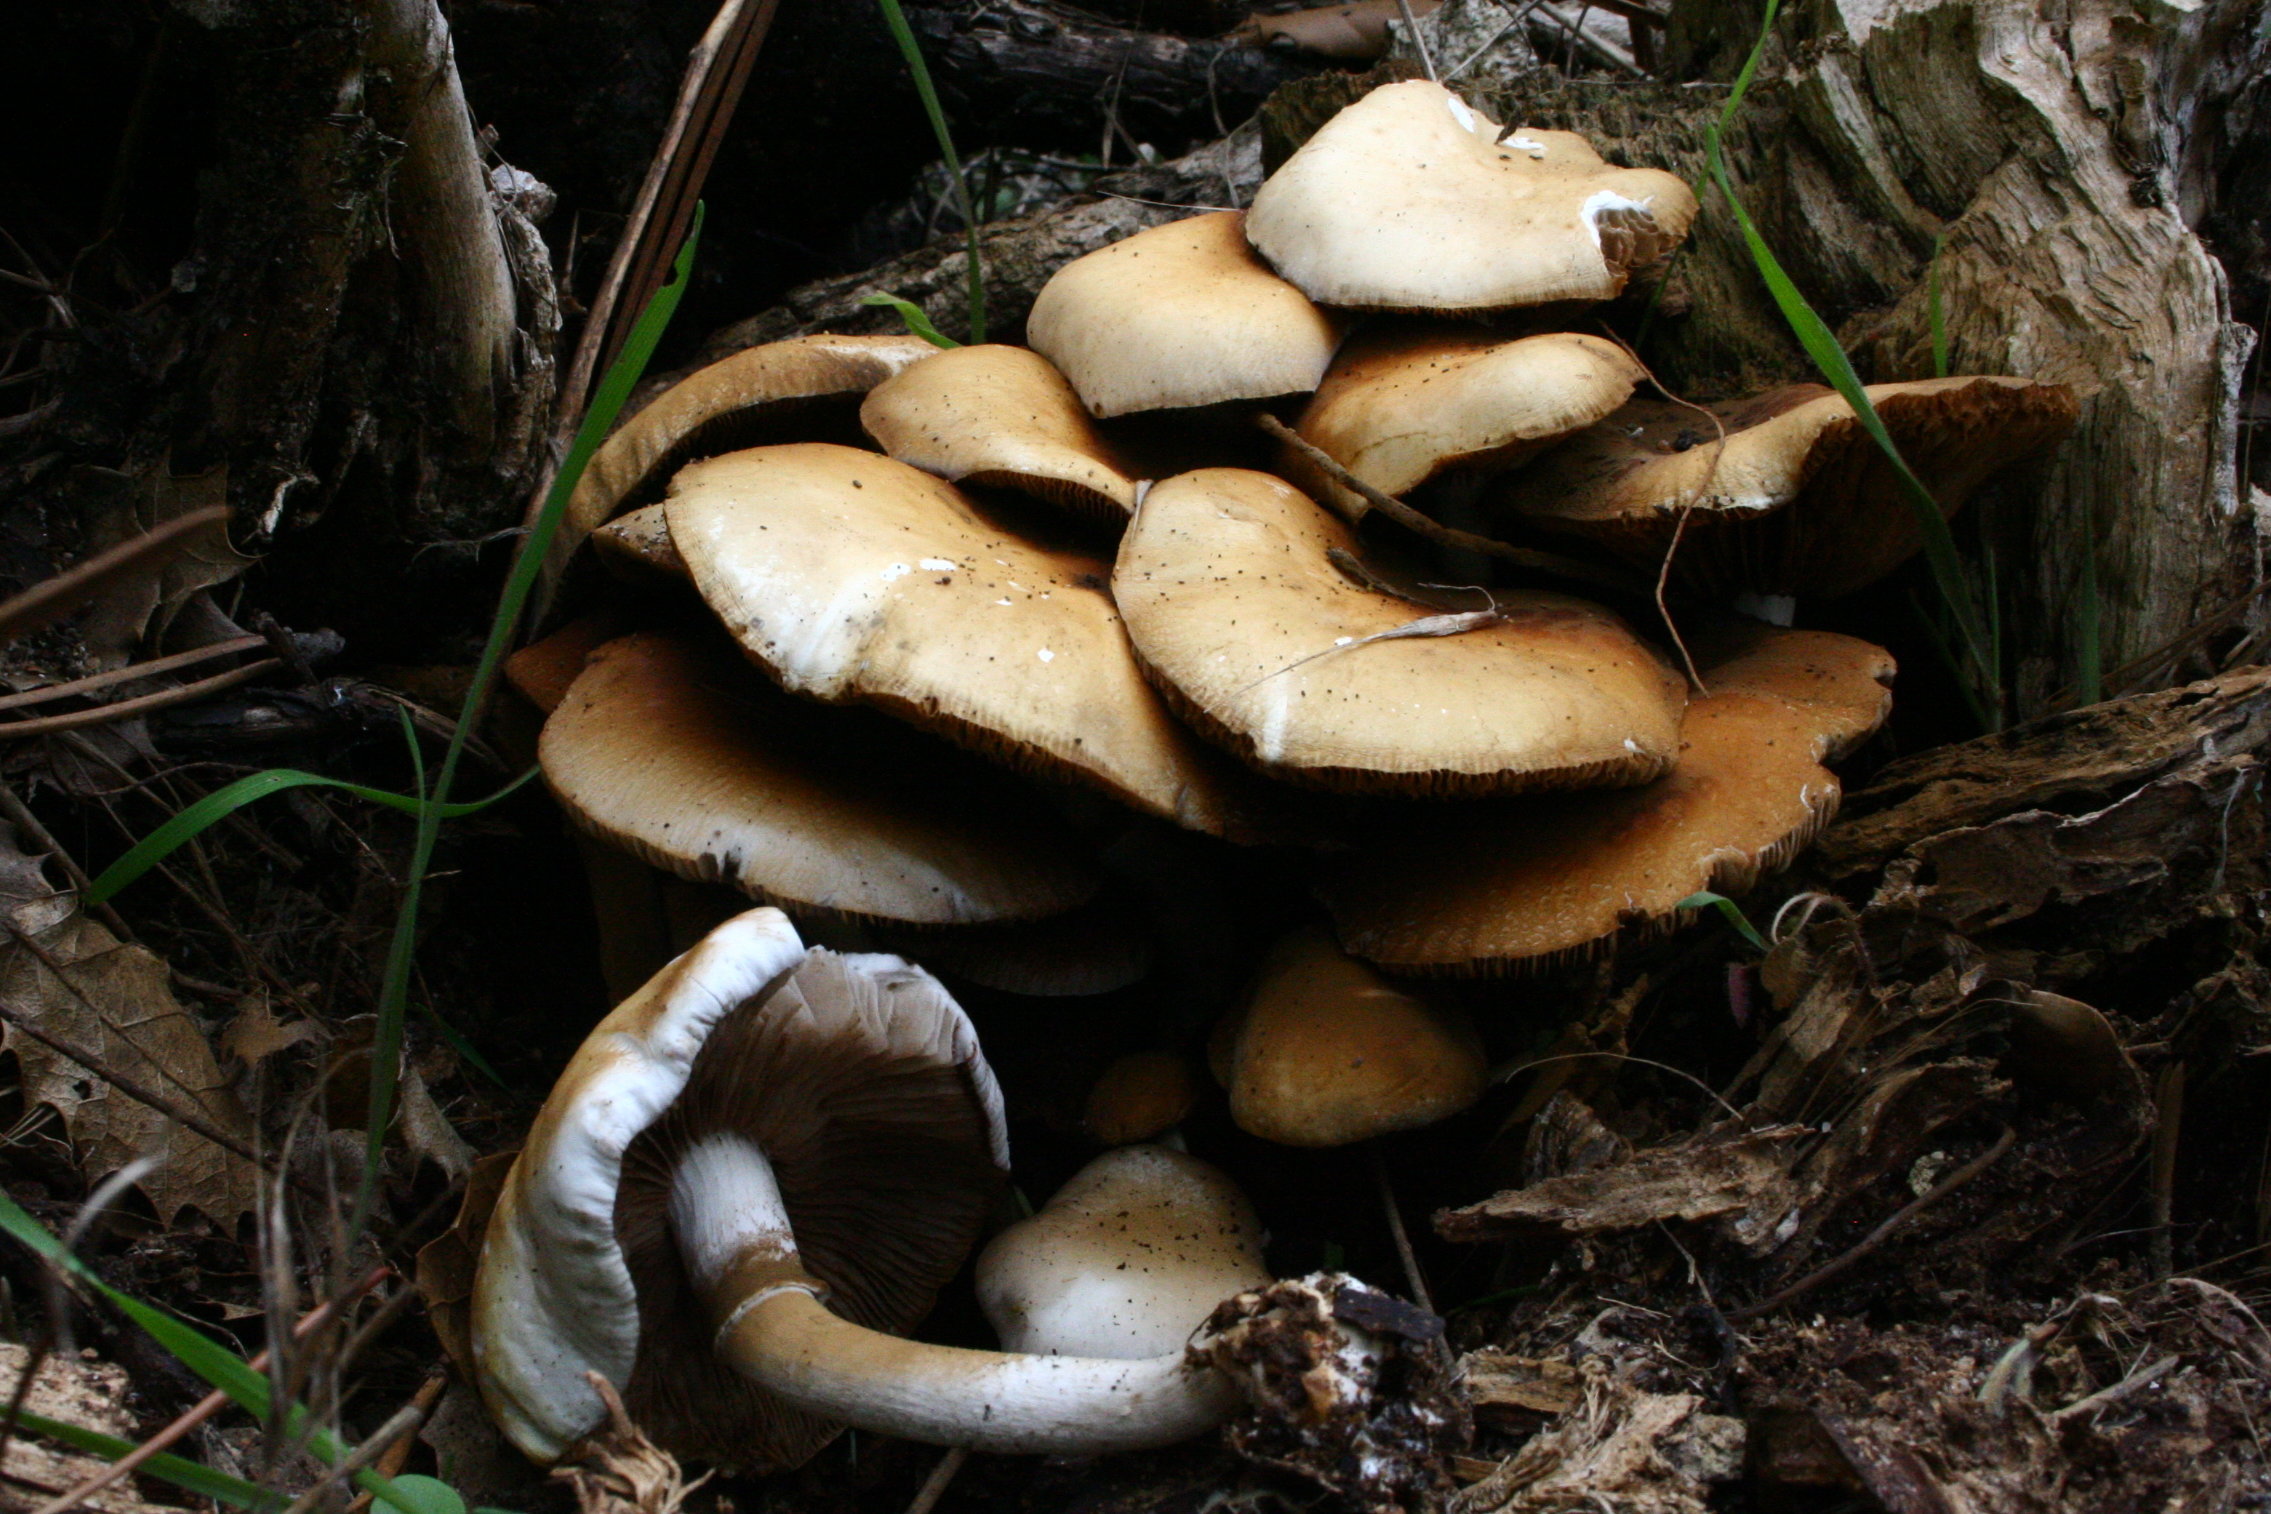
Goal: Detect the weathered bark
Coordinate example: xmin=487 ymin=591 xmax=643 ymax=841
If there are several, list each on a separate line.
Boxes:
xmin=1437 ymin=0 xmax=2265 ymax=720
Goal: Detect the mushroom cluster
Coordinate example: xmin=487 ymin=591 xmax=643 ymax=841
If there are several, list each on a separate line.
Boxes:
xmin=479 ymin=75 xmax=2078 ymax=1471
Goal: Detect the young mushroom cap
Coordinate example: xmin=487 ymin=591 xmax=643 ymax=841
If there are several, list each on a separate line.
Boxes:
xmin=540 ymin=631 xmax=1101 ymax=926
xmin=1084 ymin=1051 xmax=1200 ymax=1144
xmin=1492 ymin=376 xmax=2081 ymax=598
xmin=1315 ymin=627 xmax=1897 ymax=974
xmin=1112 ymin=467 xmax=1687 ymax=796
xmin=1228 ymin=925 xmax=1485 ymax=1146
xmin=557 ymin=333 xmax=939 ymax=567
xmin=665 ymin=443 xmax=1251 ymax=836
xmin=1285 ymin=327 xmax=1646 ymax=518
xmin=1245 ymin=81 xmax=1698 ymax=311
xmin=859 ymin=344 xmax=1142 ymax=521
xmin=1026 ymin=211 xmax=1345 ymax=419
xmin=590 ymin=503 xmax=689 ymax=582
xmin=471 ymin=909 xmax=1009 ymax=1467
xmin=976 ymin=1145 xmax=1270 ymax=1357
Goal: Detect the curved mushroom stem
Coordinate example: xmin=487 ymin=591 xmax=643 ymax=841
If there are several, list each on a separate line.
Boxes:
xmin=669 ymin=1135 xmax=1238 ymax=1455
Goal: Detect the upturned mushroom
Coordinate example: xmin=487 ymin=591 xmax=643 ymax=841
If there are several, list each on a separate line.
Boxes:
xmin=540 ymin=631 xmax=1100 ymax=926
xmin=1491 ymin=376 xmax=2080 ymax=603
xmin=664 ymin=443 xmax=1249 ymax=835
xmin=1244 ymin=80 xmax=1698 ymax=311
xmin=859 ymin=344 xmax=1142 ymax=521
xmin=1025 ymin=211 xmax=1344 ymax=419
xmin=1113 ymin=467 xmax=1687 ymax=795
xmin=474 ymin=909 xmax=1268 ymax=1467
xmin=1316 ymin=626 xmax=1897 ymax=973
xmin=556 ymin=333 xmax=939 ymax=569
xmin=976 ymin=1145 xmax=1270 ymax=1357
xmin=1283 ymin=326 xmax=1646 ymax=519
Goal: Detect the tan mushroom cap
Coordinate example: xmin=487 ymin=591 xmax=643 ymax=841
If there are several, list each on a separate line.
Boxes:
xmin=590 ymin=503 xmax=689 ymax=581
xmin=1112 ymin=467 xmax=1687 ymax=796
xmin=1085 ymin=1051 xmax=1199 ymax=1144
xmin=1245 ymin=80 xmax=1698 ymax=311
xmin=1316 ymin=627 xmax=1897 ymax=975
xmin=1227 ymin=925 xmax=1485 ymax=1146
xmin=1026 ymin=211 xmax=1344 ymax=419
xmin=503 ymin=613 xmax=620 ymax=715
xmin=860 ymin=345 xmax=1142 ymax=520
xmin=878 ymin=895 xmax=1154 ymax=998
xmin=1492 ymin=376 xmax=2081 ymax=598
xmin=557 ymin=333 xmax=939 ymax=567
xmin=540 ymin=631 xmax=1100 ymax=926
xmin=1286 ymin=326 xmax=1646 ymax=517
xmin=666 ymin=443 xmax=1250 ymax=836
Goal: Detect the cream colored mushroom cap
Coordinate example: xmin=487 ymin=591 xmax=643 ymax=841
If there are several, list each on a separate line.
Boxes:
xmin=665 ymin=443 xmax=1248 ymax=836
xmin=1245 ymin=80 xmax=1698 ymax=310
xmin=539 ymin=631 xmax=1100 ymax=925
xmin=590 ymin=503 xmax=689 ymax=581
xmin=860 ymin=344 xmax=1141 ymax=519
xmin=1026 ymin=211 xmax=1343 ymax=418
xmin=1493 ymin=375 xmax=2081 ymax=597
xmin=557 ymin=333 xmax=939 ymax=566
xmin=1287 ymin=327 xmax=1646 ymax=516
xmin=1228 ymin=925 xmax=1485 ymax=1146
xmin=1317 ymin=627 xmax=1897 ymax=974
xmin=976 ymin=1146 xmax=1269 ymax=1358
xmin=1112 ymin=467 xmax=1687 ymax=796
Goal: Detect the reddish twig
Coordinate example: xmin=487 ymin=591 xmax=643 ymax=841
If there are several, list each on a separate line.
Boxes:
xmin=0 ymin=660 xmax=281 ymax=739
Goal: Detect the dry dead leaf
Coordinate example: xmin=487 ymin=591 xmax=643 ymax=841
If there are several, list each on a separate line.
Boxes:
xmin=0 ymin=822 xmax=259 ymax=1227
xmin=78 ymin=463 xmax=254 ymax=669
xmin=0 ymin=1342 xmax=178 ymax=1514
xmin=222 ymin=994 xmax=320 ymax=1067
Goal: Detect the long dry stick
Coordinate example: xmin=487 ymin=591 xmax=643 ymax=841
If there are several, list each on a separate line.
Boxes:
xmin=1369 ymin=1146 xmax=1435 ymax=1314
xmin=1253 ymin=414 xmax=1647 ymax=595
xmin=0 ymin=637 xmax=267 ymax=714
xmin=0 ymin=660 xmax=282 ymax=739
xmin=28 ymin=1267 xmax=390 ymax=1514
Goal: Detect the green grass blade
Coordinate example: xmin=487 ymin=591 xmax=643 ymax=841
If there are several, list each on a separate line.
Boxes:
xmin=0 ymin=1192 xmax=477 ymax=1514
xmin=355 ymin=204 xmax=704 ymax=1228
xmin=1676 ymin=890 xmax=1768 ymax=952
xmin=859 ymin=292 xmax=960 ymax=349
xmin=83 ymin=769 xmax=535 ymax=906
xmin=874 ymin=0 xmax=986 ymax=342
xmin=1706 ymin=0 xmax=1999 ymax=727
xmin=9 ymin=1408 xmax=273 ymax=1509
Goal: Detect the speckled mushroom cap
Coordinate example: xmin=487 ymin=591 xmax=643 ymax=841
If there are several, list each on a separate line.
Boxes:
xmin=976 ymin=1146 xmax=1269 ymax=1358
xmin=557 ymin=333 xmax=940 ymax=567
xmin=540 ymin=631 xmax=1100 ymax=926
xmin=1245 ymin=80 xmax=1698 ymax=311
xmin=859 ymin=345 xmax=1142 ymax=521
xmin=665 ymin=443 xmax=1249 ymax=836
xmin=1025 ymin=211 xmax=1344 ymax=419
xmin=1226 ymin=925 xmax=1485 ymax=1146
xmin=1315 ymin=626 xmax=1897 ymax=975
xmin=1285 ymin=326 xmax=1646 ymax=517
xmin=472 ymin=909 xmax=1010 ymax=1467
xmin=1112 ymin=467 xmax=1687 ymax=796
xmin=590 ymin=503 xmax=688 ymax=582
xmin=1491 ymin=376 xmax=2081 ymax=598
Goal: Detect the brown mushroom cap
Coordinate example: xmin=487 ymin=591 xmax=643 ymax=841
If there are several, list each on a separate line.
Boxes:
xmin=1285 ymin=326 xmax=1646 ymax=517
xmin=665 ymin=443 xmax=1250 ymax=836
xmin=877 ymin=896 xmax=1154 ymax=998
xmin=557 ymin=333 xmax=940 ymax=567
xmin=1026 ymin=211 xmax=1344 ymax=419
xmin=590 ymin=503 xmax=689 ymax=582
xmin=1227 ymin=925 xmax=1485 ymax=1146
xmin=1084 ymin=1051 xmax=1200 ymax=1144
xmin=1245 ymin=80 xmax=1698 ymax=311
xmin=1491 ymin=376 xmax=2081 ymax=598
xmin=1112 ymin=467 xmax=1687 ymax=796
xmin=1315 ymin=626 xmax=1897 ymax=974
xmin=540 ymin=631 xmax=1101 ymax=926
xmin=859 ymin=345 xmax=1141 ymax=521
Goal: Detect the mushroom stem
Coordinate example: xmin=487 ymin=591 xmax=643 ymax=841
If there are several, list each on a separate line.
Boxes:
xmin=669 ymin=1135 xmax=1238 ymax=1454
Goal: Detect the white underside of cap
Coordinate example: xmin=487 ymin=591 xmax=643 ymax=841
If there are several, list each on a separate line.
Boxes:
xmin=472 ymin=909 xmax=809 ymax=1463
xmin=1580 ymin=189 xmax=1658 ymax=249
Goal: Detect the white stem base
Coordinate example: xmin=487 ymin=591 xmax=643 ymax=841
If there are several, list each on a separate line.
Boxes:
xmin=670 ymin=1134 xmax=1237 ymax=1455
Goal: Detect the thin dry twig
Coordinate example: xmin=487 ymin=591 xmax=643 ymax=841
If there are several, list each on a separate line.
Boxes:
xmin=0 ymin=659 xmax=282 ymax=739
xmin=904 ymin=1445 xmax=969 ymax=1514
xmin=0 ymin=637 xmax=268 ymax=714
xmin=1254 ymin=414 xmax=1646 ymax=595
xmin=1730 ymin=1124 xmax=2017 ymax=1321
xmin=1370 ymin=1145 xmax=1435 ymax=1314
